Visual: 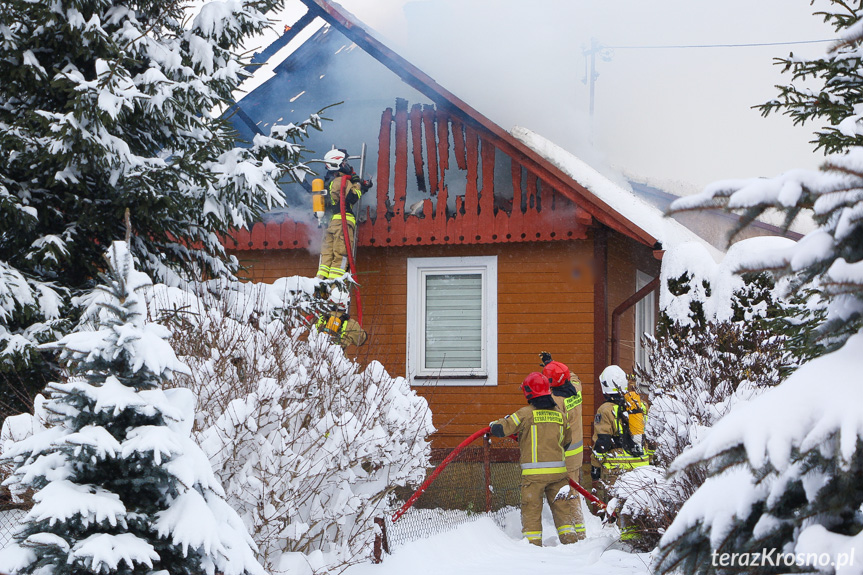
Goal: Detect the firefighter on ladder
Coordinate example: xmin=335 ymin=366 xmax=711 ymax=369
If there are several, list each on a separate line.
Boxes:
xmin=540 ymin=353 xmax=586 ymax=541
xmin=315 ymin=148 xmax=372 ymax=280
xmin=489 ymin=373 xmax=578 ymax=547
xmin=591 ymin=365 xmax=650 ymax=502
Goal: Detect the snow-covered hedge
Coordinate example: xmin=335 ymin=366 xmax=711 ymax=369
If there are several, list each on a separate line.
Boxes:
xmin=148 ymin=280 xmax=433 ymax=573
xmin=1 ymin=276 xmax=433 ymax=573
xmin=611 ymin=239 xmax=793 ymax=550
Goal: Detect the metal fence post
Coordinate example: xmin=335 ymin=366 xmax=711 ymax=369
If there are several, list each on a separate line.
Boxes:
xmin=373 ymin=516 xmax=389 ymax=563
xmin=483 ymin=433 xmax=492 ymax=513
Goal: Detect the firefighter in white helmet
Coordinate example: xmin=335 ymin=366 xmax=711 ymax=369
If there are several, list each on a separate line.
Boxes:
xmin=315 ymin=149 xmax=372 ymax=280
xmin=591 ymin=366 xmax=649 ymax=488
xmin=313 ymin=287 xmax=367 ymax=348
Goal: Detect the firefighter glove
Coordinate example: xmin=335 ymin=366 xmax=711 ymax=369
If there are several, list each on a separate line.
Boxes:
xmin=361 ymin=178 xmax=373 ymax=192
xmin=489 ymin=423 xmax=505 ymax=438
xmin=539 ymin=351 xmax=553 ymax=366
xmin=590 ymin=465 xmax=602 ymax=481
xmin=593 ymin=434 xmax=615 ymax=454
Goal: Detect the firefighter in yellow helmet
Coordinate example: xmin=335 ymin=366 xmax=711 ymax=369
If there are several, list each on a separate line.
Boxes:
xmin=591 ymin=366 xmax=650 ymax=498
xmin=489 ymin=373 xmax=577 ymax=547
xmin=315 ymin=149 xmax=372 ymax=280
xmin=540 ymin=354 xmax=585 ymax=541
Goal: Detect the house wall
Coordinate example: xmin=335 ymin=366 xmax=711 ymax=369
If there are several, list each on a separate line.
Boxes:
xmin=232 ymin=237 xmax=598 ymax=449
xmin=605 ymin=233 xmax=661 ymax=375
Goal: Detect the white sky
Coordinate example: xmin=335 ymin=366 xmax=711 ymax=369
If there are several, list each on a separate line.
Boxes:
xmin=303 ymin=0 xmax=837 ymax=195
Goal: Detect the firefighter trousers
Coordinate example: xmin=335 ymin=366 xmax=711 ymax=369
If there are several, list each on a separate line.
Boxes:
xmin=520 ymin=473 xmax=578 ymax=546
xmin=317 ymin=218 xmax=355 ymax=279
xmin=566 ymin=453 xmax=586 ymax=540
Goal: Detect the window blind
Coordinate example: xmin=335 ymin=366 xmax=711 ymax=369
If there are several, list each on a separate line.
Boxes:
xmin=424 ymin=273 xmax=483 ymax=370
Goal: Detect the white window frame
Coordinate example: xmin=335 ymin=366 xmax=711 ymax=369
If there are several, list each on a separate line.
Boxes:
xmin=406 ymin=256 xmax=498 ymax=387
xmin=634 ymin=270 xmax=657 ymax=376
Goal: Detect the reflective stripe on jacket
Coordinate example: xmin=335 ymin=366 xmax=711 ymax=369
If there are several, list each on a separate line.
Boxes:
xmin=552 ymin=385 xmax=584 ymax=461
xmin=492 ymin=404 xmax=571 ymax=476
xmin=591 ymin=402 xmax=649 ymax=470
xmin=327 ymin=175 xmax=362 ymax=225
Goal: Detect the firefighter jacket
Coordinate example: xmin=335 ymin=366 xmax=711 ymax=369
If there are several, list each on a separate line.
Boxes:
xmin=491 ymin=403 xmax=571 ymax=477
xmin=624 ymin=390 xmax=647 ymax=436
xmin=551 ymin=381 xmax=583 ymax=467
xmin=591 ymin=402 xmax=649 ymax=471
xmin=315 ymin=310 xmax=368 ymax=348
xmin=325 ymin=173 xmax=363 ymax=225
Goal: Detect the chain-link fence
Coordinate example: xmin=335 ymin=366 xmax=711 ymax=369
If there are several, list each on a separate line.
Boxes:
xmin=0 ymin=506 xmax=26 ymax=551
xmin=382 ymin=434 xmax=521 ymax=552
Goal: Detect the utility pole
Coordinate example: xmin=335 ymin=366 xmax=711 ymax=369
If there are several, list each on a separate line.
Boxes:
xmin=582 ymin=38 xmax=613 ymax=117
xmin=588 ymin=37 xmax=598 ymax=116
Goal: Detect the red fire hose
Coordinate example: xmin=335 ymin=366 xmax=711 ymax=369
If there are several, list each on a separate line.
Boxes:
xmin=392 ymin=426 xmax=615 ymax=523
xmin=339 ymin=175 xmax=363 ymax=326
xmin=392 ymin=426 xmax=491 ymax=522
xmin=569 ymin=478 xmax=607 ymax=510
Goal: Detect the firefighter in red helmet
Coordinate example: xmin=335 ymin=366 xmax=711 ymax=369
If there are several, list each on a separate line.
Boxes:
xmin=489 ymin=373 xmax=577 ymax=546
xmin=541 ymin=354 xmax=585 ymax=541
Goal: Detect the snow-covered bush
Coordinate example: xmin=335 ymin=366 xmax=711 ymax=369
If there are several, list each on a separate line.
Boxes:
xmin=642 ymin=239 xmax=794 ymax=468
xmin=148 ymin=280 xmax=433 ymax=573
xmin=0 ymin=242 xmax=265 ymax=575
xmin=612 ymin=239 xmax=791 ymax=550
xmin=655 ymin=4 xmax=863 ymax=572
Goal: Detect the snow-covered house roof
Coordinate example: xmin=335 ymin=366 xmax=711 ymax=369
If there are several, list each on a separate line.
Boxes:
xmin=511 ymin=127 xmax=725 ymax=259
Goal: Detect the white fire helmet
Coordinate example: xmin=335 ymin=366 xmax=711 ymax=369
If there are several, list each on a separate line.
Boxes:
xmin=329 ymin=287 xmax=350 ymax=308
xmin=599 ymin=365 xmax=628 ymax=396
xmin=323 ymin=149 xmax=347 ymax=171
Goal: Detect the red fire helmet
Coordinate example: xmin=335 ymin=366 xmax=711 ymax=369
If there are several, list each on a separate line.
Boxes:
xmin=521 ymin=372 xmax=552 ymax=400
xmin=542 ymin=360 xmax=571 ymax=388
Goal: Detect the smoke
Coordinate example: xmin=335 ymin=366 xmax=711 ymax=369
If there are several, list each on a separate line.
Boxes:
xmin=332 ymin=0 xmax=834 ymax=192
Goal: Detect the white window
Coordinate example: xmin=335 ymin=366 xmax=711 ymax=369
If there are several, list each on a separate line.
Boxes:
xmin=407 ymin=256 xmax=497 ymax=386
xmin=634 ymin=270 xmax=657 ymax=375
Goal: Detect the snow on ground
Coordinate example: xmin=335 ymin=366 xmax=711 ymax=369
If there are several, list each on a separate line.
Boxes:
xmin=346 ymin=506 xmax=651 ymax=575
xmin=512 ymin=126 xmax=724 ymax=260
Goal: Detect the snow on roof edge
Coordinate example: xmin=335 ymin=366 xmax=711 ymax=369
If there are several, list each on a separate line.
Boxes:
xmin=233 ymin=19 xmax=327 ymax=105
xmin=511 ymin=126 xmax=724 ymax=260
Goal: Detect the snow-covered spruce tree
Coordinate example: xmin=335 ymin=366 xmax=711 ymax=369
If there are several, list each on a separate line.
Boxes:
xmin=655 ymin=4 xmax=863 ymax=572
xmin=0 ymin=242 xmax=264 ymax=575
xmin=0 ymin=262 xmax=67 ymax=417
xmin=147 ymin=281 xmax=434 ymax=573
xmin=612 ymin=240 xmax=789 ymax=552
xmin=0 ymin=0 xmax=323 ymax=405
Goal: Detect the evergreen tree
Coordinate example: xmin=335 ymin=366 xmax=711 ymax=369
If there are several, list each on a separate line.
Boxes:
xmin=0 ymin=0 xmax=323 ymax=409
xmin=0 ymin=241 xmax=264 ymax=575
xmin=672 ymin=1 xmax=863 ymax=352
xmin=656 ymin=3 xmax=863 ymax=573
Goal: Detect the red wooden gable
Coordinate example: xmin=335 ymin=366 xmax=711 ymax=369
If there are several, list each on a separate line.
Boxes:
xmin=227 ymin=100 xmax=592 ymax=252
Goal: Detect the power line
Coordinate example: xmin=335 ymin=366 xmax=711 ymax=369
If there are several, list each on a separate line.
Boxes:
xmin=606 ymin=38 xmax=838 ymax=50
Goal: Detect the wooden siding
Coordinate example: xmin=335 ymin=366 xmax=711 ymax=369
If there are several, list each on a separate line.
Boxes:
xmin=233 ymin=239 xmax=597 ymax=449
xmin=605 ymin=233 xmax=661 ymax=375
